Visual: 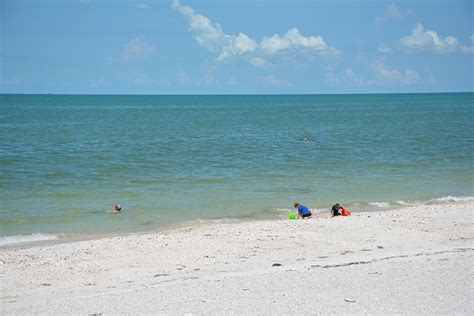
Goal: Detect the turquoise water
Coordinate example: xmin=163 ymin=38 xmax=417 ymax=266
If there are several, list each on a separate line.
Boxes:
xmin=1 ymin=93 xmax=473 ymax=242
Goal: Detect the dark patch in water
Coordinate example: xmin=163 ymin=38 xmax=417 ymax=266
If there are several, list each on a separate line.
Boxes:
xmin=137 ymin=221 xmax=154 ymax=226
xmin=299 ymin=135 xmax=315 ymax=142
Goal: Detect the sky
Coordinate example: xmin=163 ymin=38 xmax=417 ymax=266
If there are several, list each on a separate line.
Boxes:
xmin=1 ymin=0 xmax=473 ymax=94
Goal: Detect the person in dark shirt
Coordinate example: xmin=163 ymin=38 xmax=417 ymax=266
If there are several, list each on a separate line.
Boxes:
xmin=331 ymin=203 xmax=342 ymax=217
xmin=294 ymin=201 xmax=313 ymax=219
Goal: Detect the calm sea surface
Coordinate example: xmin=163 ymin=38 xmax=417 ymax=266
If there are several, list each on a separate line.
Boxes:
xmin=1 ymin=93 xmax=473 ymax=243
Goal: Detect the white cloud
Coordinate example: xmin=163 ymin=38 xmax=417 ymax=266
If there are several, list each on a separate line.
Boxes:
xmin=326 ymin=62 xmax=419 ymax=86
xmin=325 ymin=67 xmax=375 ymax=87
xmin=380 ymin=25 xmax=473 ymax=55
xmin=123 ymin=37 xmax=155 ymax=60
xmin=171 ymin=0 xmax=340 ymax=67
xmin=387 ymin=3 xmax=403 ymax=19
xmin=260 ymin=27 xmax=340 ymax=56
xmin=171 ymin=0 xmax=258 ymax=63
xmin=217 ymin=33 xmax=258 ymax=62
xmin=371 ymin=60 xmax=420 ymax=84
xmin=136 ymin=4 xmax=151 ymax=10
xmin=171 ymin=0 xmax=228 ymax=52
xmin=400 ymin=23 xmax=460 ymax=53
xmin=248 ymin=57 xmax=273 ymax=68
xmin=376 ymin=3 xmax=413 ymax=23
xmin=108 ymin=37 xmax=155 ymax=63
xmin=342 ymin=69 xmax=376 ymax=86
xmin=260 ymin=74 xmax=293 ymax=87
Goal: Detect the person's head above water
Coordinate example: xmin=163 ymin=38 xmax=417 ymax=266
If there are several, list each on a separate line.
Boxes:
xmin=114 ymin=203 xmax=122 ymax=212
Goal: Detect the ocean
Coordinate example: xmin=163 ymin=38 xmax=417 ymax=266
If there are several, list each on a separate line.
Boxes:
xmin=1 ymin=93 xmax=473 ymax=245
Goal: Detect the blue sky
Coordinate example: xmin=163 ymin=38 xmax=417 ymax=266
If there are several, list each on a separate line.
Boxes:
xmin=1 ymin=0 xmax=473 ymax=94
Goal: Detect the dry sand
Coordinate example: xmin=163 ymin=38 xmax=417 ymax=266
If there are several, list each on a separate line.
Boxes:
xmin=1 ymin=201 xmax=473 ymax=315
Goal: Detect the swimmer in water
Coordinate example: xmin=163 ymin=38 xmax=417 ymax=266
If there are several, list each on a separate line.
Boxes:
xmin=114 ymin=203 xmax=122 ymax=213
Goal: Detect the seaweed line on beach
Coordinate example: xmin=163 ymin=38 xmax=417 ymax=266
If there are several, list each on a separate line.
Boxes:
xmin=309 ymin=247 xmax=473 ymax=269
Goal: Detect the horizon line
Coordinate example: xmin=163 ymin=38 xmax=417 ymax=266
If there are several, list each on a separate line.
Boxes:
xmin=1 ymin=91 xmax=473 ymax=97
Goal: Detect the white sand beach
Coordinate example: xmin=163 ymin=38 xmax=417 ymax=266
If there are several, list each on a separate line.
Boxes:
xmin=1 ymin=201 xmax=473 ymax=315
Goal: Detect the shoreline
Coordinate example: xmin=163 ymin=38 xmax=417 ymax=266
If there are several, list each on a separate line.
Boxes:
xmin=1 ymin=201 xmax=473 ymax=314
xmin=1 ymin=196 xmax=472 ymax=250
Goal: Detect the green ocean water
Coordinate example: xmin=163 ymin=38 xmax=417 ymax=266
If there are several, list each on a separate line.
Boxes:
xmin=1 ymin=93 xmax=473 ymax=244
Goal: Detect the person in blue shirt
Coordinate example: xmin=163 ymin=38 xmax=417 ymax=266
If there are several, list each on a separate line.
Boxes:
xmin=294 ymin=201 xmax=313 ymax=219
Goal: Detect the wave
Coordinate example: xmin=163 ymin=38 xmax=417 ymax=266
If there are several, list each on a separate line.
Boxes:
xmin=395 ymin=200 xmax=420 ymax=206
xmin=427 ymin=195 xmax=474 ymax=203
xmin=0 ymin=233 xmax=60 ymax=247
xmin=276 ymin=207 xmax=324 ymax=215
xmin=361 ymin=196 xmax=473 ymax=209
xmin=368 ymin=201 xmax=391 ymax=208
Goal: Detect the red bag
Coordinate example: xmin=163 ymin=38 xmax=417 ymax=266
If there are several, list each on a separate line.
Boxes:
xmin=341 ymin=208 xmax=351 ymax=216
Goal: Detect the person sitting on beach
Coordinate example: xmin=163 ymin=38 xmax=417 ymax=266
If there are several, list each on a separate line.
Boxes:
xmin=294 ymin=202 xmax=313 ymax=219
xmin=331 ymin=203 xmax=342 ymax=217
xmin=331 ymin=203 xmax=351 ymax=217
xmin=114 ymin=203 xmax=122 ymax=213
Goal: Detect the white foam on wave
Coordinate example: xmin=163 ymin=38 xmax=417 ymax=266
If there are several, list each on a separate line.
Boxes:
xmin=395 ymin=200 xmax=422 ymax=206
xmin=277 ymin=207 xmax=325 ymax=215
xmin=395 ymin=200 xmax=413 ymax=206
xmin=276 ymin=208 xmax=292 ymax=213
xmin=0 ymin=233 xmax=59 ymax=247
xmin=368 ymin=201 xmax=390 ymax=208
xmin=311 ymin=208 xmax=325 ymax=214
xmin=430 ymin=196 xmax=474 ymax=203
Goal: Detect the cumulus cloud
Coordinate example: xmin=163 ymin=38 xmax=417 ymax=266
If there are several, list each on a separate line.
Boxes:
xmin=172 ymin=0 xmax=227 ymax=51
xmin=123 ymin=37 xmax=155 ymax=59
xmin=136 ymin=3 xmax=151 ymax=10
xmin=375 ymin=3 xmax=413 ymax=23
xmin=108 ymin=37 xmax=155 ymax=63
xmin=380 ymin=24 xmax=474 ymax=55
xmin=260 ymin=28 xmax=340 ymax=56
xmin=342 ymin=69 xmax=376 ymax=86
xmin=248 ymin=57 xmax=273 ymax=68
xmin=216 ymin=33 xmax=258 ymax=62
xmin=325 ymin=67 xmax=375 ymax=87
xmin=326 ymin=62 xmax=420 ymax=86
xmin=371 ymin=61 xmax=420 ymax=84
xmin=400 ymin=23 xmax=460 ymax=53
xmin=171 ymin=0 xmax=340 ymax=67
